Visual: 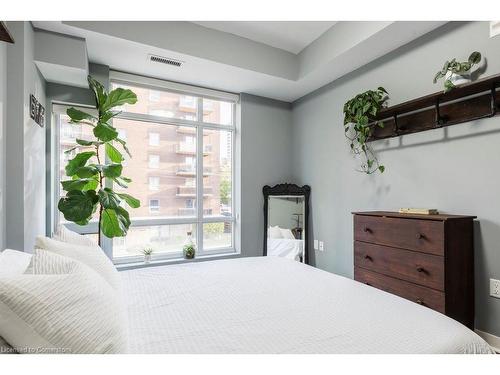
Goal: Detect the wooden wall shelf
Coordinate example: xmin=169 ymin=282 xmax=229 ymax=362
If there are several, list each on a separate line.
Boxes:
xmin=368 ymin=73 xmax=500 ymax=142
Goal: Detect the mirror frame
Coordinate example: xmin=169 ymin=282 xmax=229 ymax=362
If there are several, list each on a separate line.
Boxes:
xmin=263 ymin=183 xmax=311 ymax=264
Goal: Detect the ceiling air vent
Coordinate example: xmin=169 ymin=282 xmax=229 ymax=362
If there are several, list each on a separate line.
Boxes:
xmin=149 ymin=54 xmax=184 ymax=67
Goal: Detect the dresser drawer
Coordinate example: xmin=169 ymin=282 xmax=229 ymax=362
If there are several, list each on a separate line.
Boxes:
xmin=354 ymin=215 xmax=445 ymax=255
xmin=354 ymin=267 xmax=445 ymax=313
xmin=354 ymin=241 xmax=444 ymax=290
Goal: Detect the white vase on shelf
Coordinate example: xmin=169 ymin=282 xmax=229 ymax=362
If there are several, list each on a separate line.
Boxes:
xmin=445 ymin=70 xmax=471 ymax=86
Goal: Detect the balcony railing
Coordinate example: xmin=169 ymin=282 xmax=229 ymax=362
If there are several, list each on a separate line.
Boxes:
xmin=176 ymin=126 xmax=216 ymax=135
xmin=176 ymin=126 xmax=196 ymax=135
xmin=176 ymin=186 xmax=213 ymax=197
xmin=175 ymin=143 xmax=212 ymax=155
xmin=176 ymin=165 xmax=212 ymax=176
xmin=178 ymin=208 xmax=214 ymax=215
xmin=178 ymin=208 xmax=196 ymax=216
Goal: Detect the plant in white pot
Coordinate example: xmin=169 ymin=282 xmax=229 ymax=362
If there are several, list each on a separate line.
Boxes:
xmin=342 ymin=87 xmax=389 ymax=174
xmin=433 ymin=51 xmax=482 ymax=92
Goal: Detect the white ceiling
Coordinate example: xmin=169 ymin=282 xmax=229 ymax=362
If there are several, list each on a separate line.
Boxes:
xmin=192 ymin=21 xmax=336 ymax=54
xmin=32 ymin=21 xmax=446 ymax=102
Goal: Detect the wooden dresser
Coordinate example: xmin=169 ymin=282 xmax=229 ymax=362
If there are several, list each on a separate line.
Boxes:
xmin=352 ymin=211 xmax=476 ymax=329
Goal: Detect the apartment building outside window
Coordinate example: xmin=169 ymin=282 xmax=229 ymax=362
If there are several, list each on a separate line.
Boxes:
xmin=149 ymin=199 xmax=160 ymax=213
xmin=52 ymin=72 xmax=239 ymax=263
xmin=148 ymin=154 xmax=160 ymax=169
xmin=149 ymin=132 xmax=159 ymax=146
xmin=149 ymin=176 xmax=160 ymax=191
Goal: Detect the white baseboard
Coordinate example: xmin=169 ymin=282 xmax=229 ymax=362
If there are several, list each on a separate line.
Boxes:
xmin=475 ymin=329 xmax=500 ymax=353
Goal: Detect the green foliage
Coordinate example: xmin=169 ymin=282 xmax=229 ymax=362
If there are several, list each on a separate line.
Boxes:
xmin=141 ymin=247 xmax=153 ymax=256
xmin=342 ymin=87 xmax=388 ymax=174
xmin=58 ymin=75 xmax=140 ymax=241
xmin=433 ymin=51 xmax=482 ymax=93
xmin=219 ymin=176 xmax=231 ymax=205
xmin=204 ymin=222 xmax=225 ymax=234
xmin=183 ymin=243 xmax=196 ymax=259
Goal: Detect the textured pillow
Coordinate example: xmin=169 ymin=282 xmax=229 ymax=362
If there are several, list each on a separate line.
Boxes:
xmin=0 ymin=250 xmax=127 ymax=354
xmin=53 ymin=225 xmax=97 ymax=247
xmin=0 ymin=250 xmax=32 ymax=277
xmin=280 ymin=228 xmax=296 ymax=240
xmin=268 ymin=226 xmax=283 ymax=239
xmin=35 ymin=236 xmax=120 ymax=291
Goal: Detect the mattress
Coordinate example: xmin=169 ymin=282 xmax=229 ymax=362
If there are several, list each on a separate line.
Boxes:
xmin=121 ymin=256 xmax=493 ymax=354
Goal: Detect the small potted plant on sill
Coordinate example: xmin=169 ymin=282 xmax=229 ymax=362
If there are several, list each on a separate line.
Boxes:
xmin=183 ymin=231 xmax=196 ymax=259
xmin=433 ymin=51 xmax=482 ymax=93
xmin=343 ymin=87 xmax=389 ymax=174
xmin=141 ymin=247 xmax=153 ymax=264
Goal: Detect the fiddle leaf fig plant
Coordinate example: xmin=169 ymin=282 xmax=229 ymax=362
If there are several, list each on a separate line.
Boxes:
xmin=343 ymin=87 xmax=389 ymax=174
xmin=433 ymin=51 xmax=481 ymax=92
xmin=58 ymin=76 xmax=140 ymax=244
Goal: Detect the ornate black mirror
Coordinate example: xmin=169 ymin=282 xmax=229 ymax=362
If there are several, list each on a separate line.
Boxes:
xmin=263 ymin=183 xmax=311 ymax=264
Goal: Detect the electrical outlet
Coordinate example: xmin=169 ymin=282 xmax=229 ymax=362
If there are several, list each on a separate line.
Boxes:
xmin=319 ymin=241 xmax=324 ymax=252
xmin=491 ymin=279 xmax=500 ymax=299
xmin=313 ymin=240 xmax=319 ymax=250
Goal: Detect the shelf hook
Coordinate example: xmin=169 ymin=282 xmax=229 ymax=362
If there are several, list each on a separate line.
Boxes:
xmin=392 ymin=114 xmax=399 ymax=136
xmin=435 ymin=98 xmax=446 ymax=127
xmin=490 ymin=84 xmax=497 ymax=117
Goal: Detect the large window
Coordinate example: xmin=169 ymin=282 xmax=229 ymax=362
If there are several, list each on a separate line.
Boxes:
xmin=53 ymin=72 xmax=239 ymax=263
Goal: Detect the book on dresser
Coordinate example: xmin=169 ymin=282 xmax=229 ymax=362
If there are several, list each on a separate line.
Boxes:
xmin=352 ymin=211 xmax=476 ymax=329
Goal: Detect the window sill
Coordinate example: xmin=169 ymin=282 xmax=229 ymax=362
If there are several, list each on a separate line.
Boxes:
xmin=115 ymin=250 xmax=240 ymax=271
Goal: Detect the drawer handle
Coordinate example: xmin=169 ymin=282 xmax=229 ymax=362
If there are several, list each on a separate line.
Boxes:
xmin=364 ymin=255 xmax=373 ymax=261
xmin=416 ymin=266 xmax=426 ymax=273
xmin=416 ymin=299 xmax=425 ymax=305
xmin=363 ymin=227 xmax=372 ymax=233
xmin=416 ymin=233 xmax=425 ymax=239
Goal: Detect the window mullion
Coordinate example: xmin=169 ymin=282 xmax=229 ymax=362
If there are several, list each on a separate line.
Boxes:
xmin=196 ymin=97 xmax=204 ymax=255
xmin=101 ymin=135 xmax=113 ymax=259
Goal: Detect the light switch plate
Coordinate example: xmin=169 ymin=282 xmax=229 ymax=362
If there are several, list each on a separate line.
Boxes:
xmin=319 ymin=241 xmax=324 ymax=252
xmin=313 ymin=240 xmax=318 ymax=250
xmin=490 ymin=279 xmax=500 ymax=298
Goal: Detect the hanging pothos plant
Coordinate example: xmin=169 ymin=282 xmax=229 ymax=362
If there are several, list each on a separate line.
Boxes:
xmin=343 ymin=87 xmax=389 ymax=174
xmin=58 ymin=76 xmax=140 ymax=244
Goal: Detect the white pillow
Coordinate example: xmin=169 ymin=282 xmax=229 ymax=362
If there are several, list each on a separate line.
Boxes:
xmin=280 ymin=228 xmax=296 ymax=240
xmin=35 ymin=236 xmax=120 ymax=291
xmin=0 ymin=249 xmax=32 ymax=277
xmin=53 ymin=225 xmax=97 ymax=247
xmin=0 ymin=249 xmax=127 ymax=354
xmin=268 ymin=226 xmax=283 ymax=239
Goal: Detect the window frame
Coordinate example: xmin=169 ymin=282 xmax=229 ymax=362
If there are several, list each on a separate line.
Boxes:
xmin=51 ymin=72 xmax=240 ymax=264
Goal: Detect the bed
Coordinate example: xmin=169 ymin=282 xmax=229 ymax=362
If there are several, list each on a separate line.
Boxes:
xmin=121 ymin=256 xmax=493 ymax=354
xmin=267 ymin=238 xmax=304 ymax=261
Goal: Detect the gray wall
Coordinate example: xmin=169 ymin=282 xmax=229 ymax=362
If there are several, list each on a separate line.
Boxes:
xmin=291 ymin=21 xmax=500 ymax=336
xmin=268 ymin=197 xmax=304 ymax=230
xmin=5 ymin=22 xmax=46 ymax=252
xmin=240 ymin=94 xmax=293 ymax=257
xmin=0 ymin=42 xmax=6 ymax=250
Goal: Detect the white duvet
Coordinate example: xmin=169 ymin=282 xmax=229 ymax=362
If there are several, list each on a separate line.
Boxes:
xmin=267 ymin=238 xmax=304 ymax=261
xmin=121 ymin=256 xmax=493 ymax=354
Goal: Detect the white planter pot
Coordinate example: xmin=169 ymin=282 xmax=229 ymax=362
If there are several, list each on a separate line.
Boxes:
xmin=144 ymin=254 xmax=151 ymax=264
xmin=445 ymin=71 xmax=471 ymax=86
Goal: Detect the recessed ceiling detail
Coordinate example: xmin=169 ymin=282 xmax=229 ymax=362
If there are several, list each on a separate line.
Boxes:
xmin=32 ymin=21 xmax=446 ymax=102
xmin=192 ymin=21 xmax=336 ymax=54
